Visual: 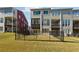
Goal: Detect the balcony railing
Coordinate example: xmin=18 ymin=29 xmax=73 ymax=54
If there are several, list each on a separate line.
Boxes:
xmin=51 ymin=24 xmax=60 ymax=28
xmin=31 ymin=24 xmax=40 ymax=29
xmin=50 ymin=30 xmax=60 ymax=36
xmin=5 ymin=13 xmax=13 ymax=16
xmin=73 ymin=24 xmax=79 ymax=29
xmin=5 ymin=23 xmax=12 ymax=25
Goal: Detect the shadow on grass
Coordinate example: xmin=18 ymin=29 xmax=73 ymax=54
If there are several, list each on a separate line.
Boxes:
xmin=64 ymin=41 xmax=79 ymax=43
xmin=26 ymin=39 xmax=61 ymax=42
xmin=17 ymin=39 xmax=79 ymax=43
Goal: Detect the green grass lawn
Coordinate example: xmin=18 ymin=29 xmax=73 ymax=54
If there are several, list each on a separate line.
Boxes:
xmin=0 ymin=33 xmax=79 ymax=52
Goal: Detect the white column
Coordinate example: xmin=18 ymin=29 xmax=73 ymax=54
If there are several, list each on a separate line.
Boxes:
xmin=49 ymin=11 xmax=51 ymax=31
xmin=3 ymin=17 xmax=5 ymax=32
xmin=3 ymin=13 xmax=5 ymax=32
xmin=15 ymin=9 xmax=17 ymax=33
xmin=12 ymin=8 xmax=13 ymax=32
xmin=60 ymin=11 xmax=63 ymax=35
xmin=40 ymin=11 xmax=43 ymax=34
xmin=49 ymin=19 xmax=51 ymax=31
xmin=60 ymin=10 xmax=64 ymax=41
xmin=66 ymin=19 xmax=68 ymax=35
xmin=70 ymin=19 xmax=73 ymax=35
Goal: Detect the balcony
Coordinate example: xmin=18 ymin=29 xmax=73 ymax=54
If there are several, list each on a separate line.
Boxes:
xmin=51 ymin=24 xmax=60 ymax=28
xmin=32 ymin=15 xmax=40 ymax=18
xmin=5 ymin=22 xmax=12 ymax=25
xmin=13 ymin=23 xmax=16 ymax=26
xmin=4 ymin=13 xmax=13 ymax=17
xmin=73 ymin=16 xmax=79 ymax=20
xmin=73 ymin=24 xmax=79 ymax=29
xmin=50 ymin=30 xmax=60 ymax=36
xmin=31 ymin=24 xmax=40 ymax=29
xmin=51 ymin=16 xmax=60 ymax=20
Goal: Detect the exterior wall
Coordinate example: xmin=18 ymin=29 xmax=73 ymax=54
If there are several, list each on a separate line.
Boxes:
xmin=0 ymin=13 xmax=5 ymax=32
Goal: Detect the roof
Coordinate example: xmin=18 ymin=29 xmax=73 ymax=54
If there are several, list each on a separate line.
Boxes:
xmin=51 ymin=8 xmax=73 ymax=11
xmin=31 ymin=8 xmax=51 ymax=11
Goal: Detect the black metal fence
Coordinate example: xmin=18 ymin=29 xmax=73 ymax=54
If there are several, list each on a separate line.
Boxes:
xmin=15 ymin=30 xmax=64 ymax=42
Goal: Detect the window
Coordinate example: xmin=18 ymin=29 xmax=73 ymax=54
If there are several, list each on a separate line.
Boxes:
xmin=37 ymin=20 xmax=40 ymax=24
xmin=44 ymin=11 xmax=48 ymax=14
xmin=5 ymin=17 xmax=12 ymax=25
xmin=64 ymin=11 xmax=72 ymax=14
xmin=33 ymin=11 xmax=40 ymax=15
xmin=0 ymin=27 xmax=3 ymax=31
xmin=13 ymin=27 xmax=16 ymax=32
xmin=73 ymin=11 xmax=79 ymax=16
xmin=13 ymin=20 xmax=16 ymax=24
xmin=68 ymin=29 xmax=70 ymax=34
xmin=32 ymin=19 xmax=40 ymax=24
xmin=52 ymin=10 xmax=60 ymax=16
xmin=64 ymin=29 xmax=70 ymax=34
xmin=43 ymin=19 xmax=49 ymax=26
xmin=4 ymin=8 xmax=12 ymax=14
xmin=68 ymin=19 xmax=70 ymax=26
xmin=6 ymin=27 xmax=12 ymax=32
xmin=31 ymin=19 xmax=34 ymax=24
xmin=35 ymin=20 xmax=40 ymax=24
xmin=64 ymin=19 xmax=67 ymax=26
xmin=0 ymin=18 xmax=3 ymax=23
xmin=63 ymin=19 xmax=70 ymax=26
xmin=42 ymin=28 xmax=49 ymax=33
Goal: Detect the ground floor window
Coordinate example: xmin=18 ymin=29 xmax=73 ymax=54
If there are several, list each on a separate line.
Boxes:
xmin=64 ymin=29 xmax=71 ymax=36
xmin=33 ymin=29 xmax=40 ymax=34
xmin=5 ymin=27 xmax=12 ymax=32
xmin=13 ymin=27 xmax=16 ymax=32
xmin=0 ymin=27 xmax=3 ymax=32
xmin=42 ymin=28 xmax=49 ymax=33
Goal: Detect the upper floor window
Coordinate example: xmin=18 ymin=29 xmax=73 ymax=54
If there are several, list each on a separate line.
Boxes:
xmin=0 ymin=8 xmax=12 ymax=14
xmin=64 ymin=11 xmax=72 ymax=15
xmin=63 ymin=19 xmax=70 ymax=26
xmin=0 ymin=18 xmax=3 ymax=23
xmin=52 ymin=10 xmax=60 ymax=16
xmin=68 ymin=19 xmax=70 ymax=25
xmin=32 ymin=19 xmax=40 ymax=24
xmin=33 ymin=11 xmax=40 ymax=15
xmin=43 ymin=19 xmax=49 ymax=26
xmin=73 ymin=11 xmax=79 ymax=16
xmin=44 ymin=10 xmax=48 ymax=14
xmin=5 ymin=17 xmax=12 ymax=24
xmin=4 ymin=8 xmax=12 ymax=14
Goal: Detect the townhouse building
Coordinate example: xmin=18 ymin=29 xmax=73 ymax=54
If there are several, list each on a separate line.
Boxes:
xmin=0 ymin=7 xmax=29 ymax=34
xmin=31 ymin=8 xmax=79 ymax=36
